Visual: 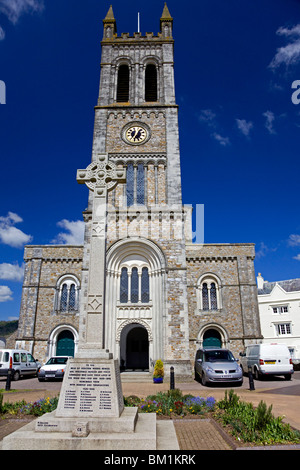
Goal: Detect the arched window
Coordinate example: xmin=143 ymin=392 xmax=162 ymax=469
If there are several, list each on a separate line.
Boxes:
xmin=126 ymin=163 xmax=134 ymax=206
xmin=119 ymin=265 xmax=150 ymax=304
xmin=198 ymin=275 xmax=221 ymax=311
xmin=126 ymin=162 xmax=145 ymax=206
xmin=120 ymin=267 xmax=128 ymax=303
xmin=136 ymin=163 xmax=145 ymax=205
xmin=145 ymin=64 xmax=157 ymax=102
xmin=56 ymin=275 xmax=80 ymax=313
xmin=60 ymin=284 xmax=68 ymax=312
xmin=202 ymin=283 xmax=209 ymax=310
xmin=69 ymin=284 xmax=76 ymax=311
xmin=117 ymin=64 xmax=129 ymax=102
xmin=131 ymin=267 xmax=139 ymax=303
xmin=141 ymin=267 xmax=149 ymax=303
xmin=210 ymin=283 xmax=217 ymax=310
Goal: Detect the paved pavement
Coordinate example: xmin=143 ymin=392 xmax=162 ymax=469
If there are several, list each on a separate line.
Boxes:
xmin=1 ymin=372 xmax=300 ymax=450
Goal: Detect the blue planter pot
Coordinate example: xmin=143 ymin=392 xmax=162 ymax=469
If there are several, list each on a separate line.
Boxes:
xmin=153 ymin=377 xmax=163 ymax=383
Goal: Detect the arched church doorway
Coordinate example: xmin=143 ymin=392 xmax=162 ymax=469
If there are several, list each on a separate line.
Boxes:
xmin=203 ymin=329 xmax=222 ymax=348
xmin=56 ymin=330 xmax=75 ymax=357
xmin=120 ymin=324 xmax=149 ymax=371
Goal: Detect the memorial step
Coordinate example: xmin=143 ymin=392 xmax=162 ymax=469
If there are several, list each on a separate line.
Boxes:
xmin=120 ymin=371 xmax=152 ymax=383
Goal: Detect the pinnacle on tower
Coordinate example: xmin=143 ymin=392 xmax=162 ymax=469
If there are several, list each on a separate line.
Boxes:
xmin=161 ymin=3 xmax=172 ymax=21
xmin=160 ymin=3 xmax=173 ymax=38
xmin=103 ymin=4 xmax=117 ymax=38
xmin=104 ymin=5 xmax=115 ymax=21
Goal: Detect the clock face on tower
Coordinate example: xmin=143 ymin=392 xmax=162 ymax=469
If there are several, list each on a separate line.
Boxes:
xmin=122 ymin=122 xmax=151 ymax=146
xmin=126 ymin=126 xmax=147 ymax=143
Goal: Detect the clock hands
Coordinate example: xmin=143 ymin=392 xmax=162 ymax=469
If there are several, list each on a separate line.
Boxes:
xmin=128 ymin=127 xmax=143 ymax=141
xmin=134 ymin=129 xmax=142 ymax=141
xmin=124 ymin=124 xmax=148 ymax=144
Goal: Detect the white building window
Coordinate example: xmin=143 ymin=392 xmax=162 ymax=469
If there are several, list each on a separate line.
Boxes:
xmin=272 ymin=305 xmax=288 ymax=314
xmin=197 ymin=274 xmax=222 ymax=311
xmin=55 ymin=275 xmax=80 ymax=313
xmin=275 ymin=323 xmax=291 ymax=336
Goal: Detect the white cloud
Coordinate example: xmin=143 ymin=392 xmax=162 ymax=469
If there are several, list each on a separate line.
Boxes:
xmin=0 ymin=0 xmax=44 ymax=25
xmin=0 ymin=262 xmax=24 ymax=282
xmin=263 ymin=111 xmax=276 ymax=135
xmin=0 ymin=286 xmax=13 ymax=302
xmin=293 ymin=254 xmax=300 ymax=261
xmin=255 ymin=242 xmax=269 ymax=259
xmin=198 ymin=109 xmax=230 ymax=146
xmin=0 ymin=0 xmax=44 ymax=40
xmin=269 ymin=24 xmax=300 ymax=70
xmin=198 ymin=109 xmax=217 ymax=128
xmin=288 ymin=234 xmax=300 ymax=246
xmin=236 ymin=119 xmax=253 ymax=137
xmin=0 ymin=26 xmax=5 ymax=40
xmin=0 ymin=212 xmax=32 ymax=248
xmin=212 ymin=132 xmax=230 ymax=147
xmin=52 ymin=219 xmax=85 ymax=245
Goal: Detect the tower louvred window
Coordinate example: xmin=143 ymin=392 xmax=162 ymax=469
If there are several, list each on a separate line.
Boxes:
xmin=117 ymin=64 xmax=129 ymax=102
xmin=145 ymin=64 xmax=157 ymax=102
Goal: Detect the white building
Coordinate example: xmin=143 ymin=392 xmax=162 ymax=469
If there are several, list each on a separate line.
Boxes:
xmin=257 ymin=273 xmax=300 ymax=364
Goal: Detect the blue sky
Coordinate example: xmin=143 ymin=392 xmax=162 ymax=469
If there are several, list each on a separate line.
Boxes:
xmin=0 ymin=0 xmax=299 ymax=321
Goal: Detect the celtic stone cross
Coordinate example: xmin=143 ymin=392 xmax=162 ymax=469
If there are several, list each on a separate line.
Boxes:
xmin=76 ymin=154 xmax=126 ymax=357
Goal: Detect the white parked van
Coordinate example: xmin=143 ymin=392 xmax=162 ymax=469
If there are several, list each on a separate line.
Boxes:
xmin=239 ymin=343 xmax=294 ymax=380
xmin=0 ymin=349 xmax=40 ymax=381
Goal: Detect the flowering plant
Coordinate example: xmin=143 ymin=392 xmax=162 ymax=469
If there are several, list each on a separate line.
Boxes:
xmin=153 ymin=359 xmax=164 ymax=378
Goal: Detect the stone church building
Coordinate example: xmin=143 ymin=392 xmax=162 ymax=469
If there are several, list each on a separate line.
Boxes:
xmin=15 ymin=5 xmax=262 ymax=377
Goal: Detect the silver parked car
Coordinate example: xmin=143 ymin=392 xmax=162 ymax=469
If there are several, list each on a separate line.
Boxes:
xmin=194 ymin=347 xmax=243 ymax=386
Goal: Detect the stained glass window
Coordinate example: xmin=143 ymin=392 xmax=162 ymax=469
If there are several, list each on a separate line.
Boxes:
xmin=141 ymin=267 xmax=149 ymax=303
xmin=69 ymin=284 xmax=76 ymax=311
xmin=120 ymin=267 xmax=128 ymax=303
xmin=210 ymin=283 xmax=217 ymax=310
xmin=202 ymin=283 xmax=209 ymax=310
xmin=136 ymin=163 xmax=145 ymax=205
xmin=126 ymin=163 xmax=134 ymax=206
xmin=131 ymin=267 xmax=139 ymax=303
xmin=60 ymin=284 xmax=68 ymax=312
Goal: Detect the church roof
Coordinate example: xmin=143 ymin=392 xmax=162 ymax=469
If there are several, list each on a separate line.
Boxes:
xmin=258 ymin=278 xmax=300 ymax=295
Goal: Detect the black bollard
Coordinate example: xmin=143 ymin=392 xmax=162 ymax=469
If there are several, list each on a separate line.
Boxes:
xmin=170 ymin=366 xmax=175 ymax=390
xmin=248 ymin=366 xmax=255 ymax=391
xmin=5 ymin=368 xmax=12 ymax=391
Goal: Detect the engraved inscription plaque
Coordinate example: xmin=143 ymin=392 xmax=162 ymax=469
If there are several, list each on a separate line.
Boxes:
xmin=55 ymin=358 xmax=124 ymax=418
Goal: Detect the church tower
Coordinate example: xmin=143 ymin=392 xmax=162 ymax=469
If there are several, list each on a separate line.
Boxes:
xmin=77 ymin=4 xmax=191 ymax=375
xmin=15 ymin=3 xmax=262 ymax=374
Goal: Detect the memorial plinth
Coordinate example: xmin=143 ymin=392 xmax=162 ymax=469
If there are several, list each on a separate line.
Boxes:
xmin=55 ymin=358 xmax=124 ymax=419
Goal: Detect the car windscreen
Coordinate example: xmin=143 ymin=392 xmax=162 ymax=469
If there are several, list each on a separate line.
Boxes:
xmin=204 ymin=350 xmax=235 ymax=362
xmin=45 ymin=357 xmax=68 ymax=365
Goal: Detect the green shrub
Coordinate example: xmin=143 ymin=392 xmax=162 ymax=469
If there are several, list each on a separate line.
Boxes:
xmin=216 ymin=391 xmax=300 ymax=445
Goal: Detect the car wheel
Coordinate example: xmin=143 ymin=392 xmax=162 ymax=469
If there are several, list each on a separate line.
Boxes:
xmin=201 ymin=372 xmax=207 ymax=386
xmin=284 ymin=374 xmax=291 ymax=381
xmin=13 ymin=371 xmax=20 ymax=381
xmin=254 ymin=368 xmax=261 ymax=380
